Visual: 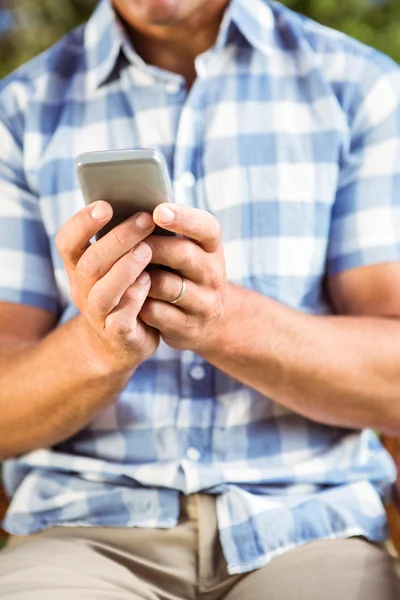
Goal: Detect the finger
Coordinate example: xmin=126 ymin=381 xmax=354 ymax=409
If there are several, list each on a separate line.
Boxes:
xmin=147 ymin=268 xmax=196 ymax=311
xmin=74 ymin=213 xmax=155 ymax=293
xmin=153 ymin=204 xmax=221 ymax=253
xmin=146 ymin=235 xmax=207 ymax=283
xmin=86 ymin=243 xmax=152 ymax=322
xmin=56 ymin=201 xmax=113 ymax=271
xmin=140 ymin=298 xmax=186 ymax=336
xmin=105 ymin=277 xmax=152 ymax=346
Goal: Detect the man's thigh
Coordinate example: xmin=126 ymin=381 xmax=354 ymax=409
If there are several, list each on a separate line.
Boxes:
xmin=0 ymin=496 xmax=198 ymax=599
xmin=223 ymin=539 xmax=400 ymax=600
xmin=0 ymin=535 xmax=158 ymax=600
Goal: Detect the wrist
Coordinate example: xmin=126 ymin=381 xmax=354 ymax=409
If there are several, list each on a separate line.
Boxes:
xmin=198 ymin=282 xmax=240 ymax=359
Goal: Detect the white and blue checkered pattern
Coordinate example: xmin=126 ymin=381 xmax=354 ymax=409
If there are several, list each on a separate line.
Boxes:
xmin=0 ymin=0 xmax=400 ymax=575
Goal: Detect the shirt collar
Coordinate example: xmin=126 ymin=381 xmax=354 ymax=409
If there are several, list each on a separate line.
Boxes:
xmin=84 ymin=0 xmax=276 ymax=90
xmin=230 ymin=0 xmax=276 ymax=57
xmin=84 ymin=0 xmax=123 ymax=90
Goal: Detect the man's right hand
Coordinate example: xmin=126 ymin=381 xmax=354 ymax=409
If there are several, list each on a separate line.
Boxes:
xmin=56 ymin=200 xmax=160 ymax=374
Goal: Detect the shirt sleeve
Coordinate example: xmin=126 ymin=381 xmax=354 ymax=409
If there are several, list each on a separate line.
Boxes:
xmin=326 ymin=57 xmax=400 ymax=275
xmin=0 ymin=87 xmax=60 ymax=312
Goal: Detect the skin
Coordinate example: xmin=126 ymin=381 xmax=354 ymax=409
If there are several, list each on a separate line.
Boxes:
xmin=112 ymin=0 xmax=229 ymax=84
xmin=0 ymin=0 xmax=400 ymax=458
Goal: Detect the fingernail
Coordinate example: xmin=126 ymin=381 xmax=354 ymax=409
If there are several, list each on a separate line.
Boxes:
xmin=157 ymin=205 xmax=175 ymax=224
xmin=135 ymin=213 xmax=153 ymax=230
xmin=91 ymin=202 xmax=108 ymax=221
xmin=137 ymin=271 xmax=150 ymax=285
xmin=133 ymin=242 xmax=150 ymax=259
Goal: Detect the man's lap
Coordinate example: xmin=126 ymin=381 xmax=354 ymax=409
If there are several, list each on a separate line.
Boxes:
xmin=0 ymin=495 xmax=399 ymax=599
xmin=224 ymin=538 xmax=400 ymax=600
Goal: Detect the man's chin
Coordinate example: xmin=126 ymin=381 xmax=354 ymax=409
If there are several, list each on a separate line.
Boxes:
xmin=128 ymin=0 xmax=184 ymax=25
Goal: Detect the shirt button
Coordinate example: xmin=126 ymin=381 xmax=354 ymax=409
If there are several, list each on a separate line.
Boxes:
xmin=186 ymin=447 xmax=201 ymax=461
xmin=165 ymin=81 xmax=180 ymax=94
xmin=190 ymin=365 xmax=206 ymax=381
xmin=179 ymin=172 xmax=196 ymax=188
xmin=132 ymin=69 xmax=155 ymax=87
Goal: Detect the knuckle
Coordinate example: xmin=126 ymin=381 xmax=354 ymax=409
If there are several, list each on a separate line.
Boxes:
xmin=154 ymin=272 xmax=170 ymax=296
xmin=55 ymin=228 xmax=70 ymax=257
xmin=115 ymin=256 xmax=134 ymax=283
xmin=181 ymin=240 xmax=197 ymax=264
xmin=106 ymin=312 xmax=137 ymax=338
xmin=209 ymin=219 xmax=222 ymax=245
xmin=76 ymin=250 xmax=103 ymax=280
xmin=109 ymin=225 xmax=132 ymax=249
xmin=141 ymin=298 xmax=160 ymax=323
xmin=198 ymin=292 xmax=215 ymax=318
xmin=116 ymin=319 xmax=137 ymax=338
xmin=183 ymin=312 xmax=197 ymax=336
xmin=123 ymin=284 xmax=148 ymax=312
xmin=86 ymin=286 xmax=108 ymax=315
xmin=209 ymin=269 xmax=224 ymax=291
xmin=109 ymin=253 xmax=140 ymax=288
xmin=56 ymin=213 xmax=87 ymax=254
xmin=124 ymin=284 xmax=142 ymax=303
xmin=73 ymin=211 xmax=89 ymax=233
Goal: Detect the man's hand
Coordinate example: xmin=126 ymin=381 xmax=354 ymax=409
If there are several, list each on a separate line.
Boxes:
xmin=140 ymin=204 xmax=227 ymax=352
xmin=56 ymin=201 xmax=160 ymax=373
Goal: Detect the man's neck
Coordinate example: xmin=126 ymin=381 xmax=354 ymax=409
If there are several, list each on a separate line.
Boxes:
xmin=118 ymin=1 xmax=229 ymax=88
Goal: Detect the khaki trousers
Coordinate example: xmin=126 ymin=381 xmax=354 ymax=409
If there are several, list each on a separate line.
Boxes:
xmin=0 ymin=494 xmax=399 ymax=599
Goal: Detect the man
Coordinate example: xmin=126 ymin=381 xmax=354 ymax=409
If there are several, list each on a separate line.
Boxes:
xmin=0 ymin=0 xmax=399 ymax=597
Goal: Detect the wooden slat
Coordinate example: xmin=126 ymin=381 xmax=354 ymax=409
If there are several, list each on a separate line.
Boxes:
xmin=0 ymin=484 xmax=8 ymax=540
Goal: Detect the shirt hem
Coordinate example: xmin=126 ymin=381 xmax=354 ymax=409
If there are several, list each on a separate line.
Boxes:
xmin=225 ymin=527 xmax=381 ymax=575
xmin=2 ymin=517 xmax=179 ymax=536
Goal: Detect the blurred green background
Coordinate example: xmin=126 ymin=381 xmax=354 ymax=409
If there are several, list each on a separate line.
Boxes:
xmin=0 ymin=0 xmax=399 ymax=78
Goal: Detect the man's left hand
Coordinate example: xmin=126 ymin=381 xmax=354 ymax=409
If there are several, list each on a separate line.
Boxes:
xmin=139 ymin=203 xmax=227 ymax=352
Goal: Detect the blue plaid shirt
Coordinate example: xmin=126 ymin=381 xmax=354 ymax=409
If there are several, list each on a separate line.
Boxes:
xmin=1 ymin=0 xmax=399 ymax=575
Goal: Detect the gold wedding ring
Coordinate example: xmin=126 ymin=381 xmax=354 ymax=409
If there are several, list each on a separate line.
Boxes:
xmin=170 ymin=276 xmax=186 ymax=305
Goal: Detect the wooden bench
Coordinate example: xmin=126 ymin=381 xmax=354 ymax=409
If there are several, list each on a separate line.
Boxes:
xmin=0 ymin=484 xmax=8 ymax=548
xmin=382 ymin=435 xmax=400 ymax=553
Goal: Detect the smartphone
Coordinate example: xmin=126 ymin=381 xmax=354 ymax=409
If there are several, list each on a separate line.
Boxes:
xmin=75 ymin=149 xmax=174 ymax=238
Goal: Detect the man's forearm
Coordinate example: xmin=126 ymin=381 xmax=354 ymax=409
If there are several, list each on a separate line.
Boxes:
xmin=201 ymin=284 xmax=400 ymax=435
xmin=0 ymin=315 xmax=134 ymax=459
